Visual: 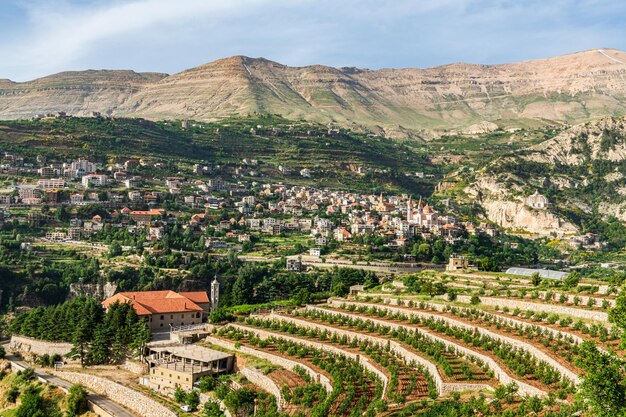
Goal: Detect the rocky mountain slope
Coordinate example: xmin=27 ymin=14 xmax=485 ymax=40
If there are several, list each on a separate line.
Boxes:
xmin=464 ymin=116 xmax=626 ymax=235
xmin=1 ymin=49 xmax=626 ymax=135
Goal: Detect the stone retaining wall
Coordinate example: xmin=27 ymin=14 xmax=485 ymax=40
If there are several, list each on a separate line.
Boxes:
xmin=331 ymin=300 xmax=579 ymax=384
xmin=51 ymin=371 xmax=177 ymax=417
xmin=306 ymin=305 xmax=545 ymax=397
xmin=9 ymin=335 xmax=73 ymax=359
xmin=371 ymin=297 xmax=588 ymax=349
xmin=231 ymin=322 xmax=388 ymax=398
xmin=448 ymin=295 xmax=608 ymax=322
xmin=241 ymin=367 xmax=284 ymax=411
xmin=207 ymin=336 xmax=333 ymax=393
xmin=262 ymin=312 xmax=494 ymax=396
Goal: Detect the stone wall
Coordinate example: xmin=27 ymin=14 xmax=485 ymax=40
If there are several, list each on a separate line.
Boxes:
xmin=448 ymin=295 xmax=609 ymax=322
xmin=331 ymin=299 xmax=579 ymax=384
xmin=122 ymin=359 xmax=148 ymax=375
xmin=371 ymin=297 xmax=588 ymax=349
xmin=9 ymin=335 xmax=73 ymax=359
xmin=51 ymin=371 xmax=177 ymax=417
xmin=260 ymin=312 xmax=493 ymax=396
xmin=207 ymin=336 xmax=333 ymax=393
xmin=231 ymin=322 xmax=388 ymax=398
xmin=241 ymin=367 xmax=284 ymax=411
xmin=306 ymin=305 xmax=545 ymax=397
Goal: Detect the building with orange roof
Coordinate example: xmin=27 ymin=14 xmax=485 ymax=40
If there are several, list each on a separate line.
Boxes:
xmin=102 ymin=290 xmax=210 ymax=332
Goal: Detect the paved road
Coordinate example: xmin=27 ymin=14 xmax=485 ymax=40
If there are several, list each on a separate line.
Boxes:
xmin=5 ymin=355 xmax=137 ymax=417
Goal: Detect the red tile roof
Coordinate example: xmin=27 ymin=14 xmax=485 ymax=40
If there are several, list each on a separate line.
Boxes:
xmin=102 ymin=290 xmax=206 ymax=316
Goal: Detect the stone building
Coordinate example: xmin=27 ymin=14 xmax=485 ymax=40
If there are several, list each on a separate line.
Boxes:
xmin=102 ymin=290 xmax=211 ymax=332
xmin=526 ymin=190 xmax=549 ymax=209
xmin=144 ymin=342 xmax=234 ymax=391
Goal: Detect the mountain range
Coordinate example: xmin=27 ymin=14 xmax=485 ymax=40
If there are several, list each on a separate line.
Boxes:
xmin=1 ymin=48 xmax=626 ymax=137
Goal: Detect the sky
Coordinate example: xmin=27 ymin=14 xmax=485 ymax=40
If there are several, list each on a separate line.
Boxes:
xmin=0 ymin=0 xmax=625 ymax=81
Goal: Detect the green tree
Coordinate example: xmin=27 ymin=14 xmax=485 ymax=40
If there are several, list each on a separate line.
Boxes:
xmin=576 ymin=341 xmax=626 ymax=417
xmin=186 ymin=390 xmax=200 ymax=411
xmin=66 ymin=384 xmax=89 ymax=417
xmin=609 ymin=290 xmax=626 ymax=346
xmin=203 ymin=400 xmax=226 ymax=417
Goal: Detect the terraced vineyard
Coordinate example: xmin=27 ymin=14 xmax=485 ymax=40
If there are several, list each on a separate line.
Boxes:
xmin=205 ymin=269 xmax=624 ymax=416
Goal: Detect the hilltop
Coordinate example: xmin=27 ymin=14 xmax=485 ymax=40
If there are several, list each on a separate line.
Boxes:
xmin=1 ymin=49 xmax=626 ymax=136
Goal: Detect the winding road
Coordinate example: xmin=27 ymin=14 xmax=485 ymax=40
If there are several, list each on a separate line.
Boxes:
xmin=4 ymin=354 xmax=137 ymax=417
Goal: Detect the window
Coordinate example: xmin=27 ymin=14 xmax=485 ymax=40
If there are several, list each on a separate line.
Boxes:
xmin=160 ymin=315 xmax=164 ymax=320
xmin=181 ymin=314 xmax=185 ymax=319
xmin=160 ymin=323 xmax=163 ymax=327
xmin=170 ymin=315 xmax=174 ymax=319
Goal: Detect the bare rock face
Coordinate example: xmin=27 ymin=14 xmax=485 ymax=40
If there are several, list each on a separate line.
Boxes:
xmin=466 ymin=115 xmax=626 ymax=235
xmin=2 ymin=49 xmax=626 ymax=134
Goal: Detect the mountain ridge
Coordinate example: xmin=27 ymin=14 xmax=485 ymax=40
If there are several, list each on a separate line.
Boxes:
xmin=1 ymin=48 xmax=626 ymax=136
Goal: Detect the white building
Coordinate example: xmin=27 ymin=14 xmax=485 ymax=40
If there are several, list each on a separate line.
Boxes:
xmin=82 ymin=174 xmax=108 ymax=188
xmin=526 ymin=191 xmax=549 ymax=209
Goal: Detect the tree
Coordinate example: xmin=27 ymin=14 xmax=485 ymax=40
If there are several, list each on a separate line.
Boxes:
xmin=186 ymin=390 xmax=200 ymax=411
xmin=470 ymin=294 xmax=481 ymax=305
xmin=447 ymin=289 xmax=457 ymax=302
xmin=174 ymin=386 xmax=187 ymax=403
xmin=0 ymin=345 xmax=5 ymax=359
xmin=576 ymin=341 xmax=626 ymax=417
xmin=108 ymin=241 xmax=122 ymax=257
xmin=292 ymin=288 xmax=311 ymax=306
xmin=609 ymin=290 xmax=626 ymax=346
xmin=203 ymin=400 xmax=226 ymax=417
xmin=66 ymin=384 xmax=89 ymax=417
xmin=198 ymin=376 xmax=217 ymax=392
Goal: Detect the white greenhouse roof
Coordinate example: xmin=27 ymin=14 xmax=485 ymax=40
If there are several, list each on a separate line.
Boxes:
xmin=505 ymin=267 xmax=568 ymax=280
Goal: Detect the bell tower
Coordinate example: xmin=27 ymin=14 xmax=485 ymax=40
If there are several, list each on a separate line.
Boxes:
xmin=210 ymin=275 xmax=220 ymax=312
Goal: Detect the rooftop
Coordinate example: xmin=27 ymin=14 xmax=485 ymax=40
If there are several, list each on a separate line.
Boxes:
xmin=102 ymin=290 xmax=207 ymax=315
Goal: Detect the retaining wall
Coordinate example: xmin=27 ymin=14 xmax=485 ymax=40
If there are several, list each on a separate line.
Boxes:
xmin=51 ymin=371 xmax=177 ymax=417
xmin=231 ymin=322 xmax=388 ymax=398
xmin=206 ymin=336 xmax=333 ymax=393
xmin=9 ymin=335 xmax=73 ymax=358
xmin=448 ymin=295 xmax=608 ymax=322
xmin=330 ymin=299 xmax=580 ymax=384
xmin=260 ymin=312 xmax=493 ymax=396
xmin=306 ymin=305 xmax=546 ymax=397
xmin=241 ymin=367 xmax=284 ymax=411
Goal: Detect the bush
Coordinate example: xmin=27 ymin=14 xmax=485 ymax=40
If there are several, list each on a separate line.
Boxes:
xmin=186 ymin=390 xmax=200 ymax=411
xmin=0 ymin=345 xmax=5 ymax=359
xmin=66 ymin=384 xmax=89 ymax=417
xmin=470 ymin=295 xmax=481 ymax=305
xmin=198 ymin=376 xmax=217 ymax=392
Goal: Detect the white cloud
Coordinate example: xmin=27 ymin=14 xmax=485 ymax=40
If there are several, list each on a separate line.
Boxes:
xmin=0 ymin=0 xmax=625 ymax=81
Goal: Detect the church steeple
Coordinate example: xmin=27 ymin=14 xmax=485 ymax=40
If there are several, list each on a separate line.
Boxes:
xmin=417 ymin=196 xmax=424 ymax=210
xmin=210 ymin=275 xmax=220 ymax=313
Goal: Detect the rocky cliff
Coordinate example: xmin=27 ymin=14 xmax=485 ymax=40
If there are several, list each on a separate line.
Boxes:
xmin=1 ymin=49 xmax=626 ymax=135
xmin=465 ymin=116 xmax=626 ymax=235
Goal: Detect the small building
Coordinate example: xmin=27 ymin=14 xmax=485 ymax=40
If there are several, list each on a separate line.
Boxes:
xmin=144 ymin=342 xmax=234 ymax=391
xmin=349 ymin=285 xmax=365 ymax=297
xmin=446 ymin=254 xmax=468 ymax=271
xmin=286 ymin=257 xmax=303 ymax=272
xmin=526 ymin=191 xmax=549 ymax=209
xmin=310 ymin=247 xmax=321 ymax=257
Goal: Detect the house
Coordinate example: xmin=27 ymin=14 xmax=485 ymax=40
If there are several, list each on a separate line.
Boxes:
xmin=310 ymin=247 xmax=321 ymax=257
xmin=144 ymin=342 xmax=234 ymax=392
xmin=130 ymin=209 xmax=164 ymax=224
xmin=446 ymin=254 xmax=469 ymax=271
xmin=286 ymin=257 xmax=303 ymax=272
xmin=349 ymin=285 xmax=365 ymax=296
xmin=102 ymin=290 xmax=211 ymax=332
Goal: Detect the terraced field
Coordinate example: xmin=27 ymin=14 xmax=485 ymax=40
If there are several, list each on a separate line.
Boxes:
xmin=203 ymin=270 xmax=621 ymax=415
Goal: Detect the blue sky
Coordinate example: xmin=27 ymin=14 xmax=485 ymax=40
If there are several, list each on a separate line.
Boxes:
xmin=1 ymin=0 xmax=625 ymax=81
